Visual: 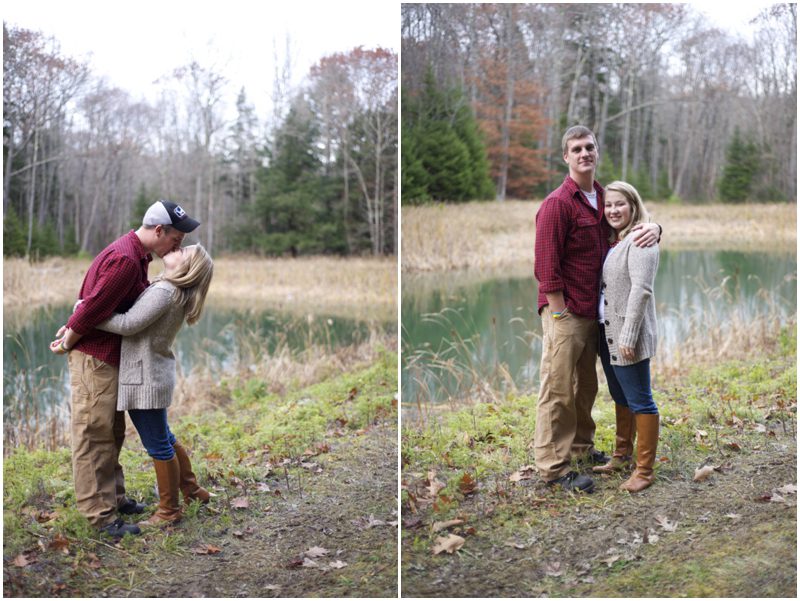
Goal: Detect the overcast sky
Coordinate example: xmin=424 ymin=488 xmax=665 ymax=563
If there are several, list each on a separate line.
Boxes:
xmin=2 ymin=1 xmax=780 ymax=119
xmin=3 ymin=0 xmax=399 ymax=119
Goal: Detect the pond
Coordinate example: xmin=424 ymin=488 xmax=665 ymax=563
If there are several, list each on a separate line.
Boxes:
xmin=401 ymin=250 xmax=797 ymax=416
xmin=3 ymin=304 xmax=391 ymax=436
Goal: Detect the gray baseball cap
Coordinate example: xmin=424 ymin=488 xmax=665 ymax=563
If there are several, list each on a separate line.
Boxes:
xmin=142 ymin=200 xmax=200 ymax=233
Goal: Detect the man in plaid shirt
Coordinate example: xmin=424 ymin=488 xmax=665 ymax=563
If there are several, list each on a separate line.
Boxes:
xmin=533 ymin=126 xmax=660 ymax=493
xmin=53 ymin=200 xmax=199 ymax=536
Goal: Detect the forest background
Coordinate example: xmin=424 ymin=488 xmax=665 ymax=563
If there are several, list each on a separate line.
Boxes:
xmin=401 ymin=3 xmax=796 ymax=205
xmin=4 ymin=23 xmax=398 ymax=259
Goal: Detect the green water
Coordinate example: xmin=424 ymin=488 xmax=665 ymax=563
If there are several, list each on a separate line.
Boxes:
xmin=401 ymin=250 xmax=796 ymax=413
xmin=4 ymin=305 xmax=390 ymax=428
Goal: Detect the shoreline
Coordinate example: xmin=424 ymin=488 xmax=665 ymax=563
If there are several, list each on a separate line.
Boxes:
xmin=401 ymin=201 xmax=797 ymax=273
xmin=3 ymin=254 xmax=398 ymax=327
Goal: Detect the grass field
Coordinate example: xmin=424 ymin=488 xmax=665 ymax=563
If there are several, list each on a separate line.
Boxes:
xmin=3 ymin=254 xmax=397 ymax=327
xmin=401 ymin=201 xmax=797 ymax=272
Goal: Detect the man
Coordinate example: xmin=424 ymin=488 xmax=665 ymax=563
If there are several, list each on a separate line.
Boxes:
xmin=533 ymin=126 xmax=660 ymax=493
xmin=54 ymin=200 xmax=200 ymax=536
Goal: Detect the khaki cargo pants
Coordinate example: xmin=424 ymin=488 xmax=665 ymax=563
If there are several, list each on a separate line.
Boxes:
xmin=534 ymin=306 xmax=599 ymax=481
xmin=68 ymin=350 xmax=127 ymax=528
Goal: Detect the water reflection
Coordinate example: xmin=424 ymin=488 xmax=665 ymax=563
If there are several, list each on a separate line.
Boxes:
xmin=3 ymin=305 xmax=389 ymax=428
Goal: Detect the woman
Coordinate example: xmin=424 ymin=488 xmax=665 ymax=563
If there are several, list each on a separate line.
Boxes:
xmin=52 ymin=244 xmax=214 ymax=525
xmin=592 ymin=181 xmax=660 ymax=493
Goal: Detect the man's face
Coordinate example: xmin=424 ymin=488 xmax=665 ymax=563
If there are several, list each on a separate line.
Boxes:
xmin=563 ymin=135 xmax=598 ymax=179
xmin=153 ymin=226 xmax=185 ymax=258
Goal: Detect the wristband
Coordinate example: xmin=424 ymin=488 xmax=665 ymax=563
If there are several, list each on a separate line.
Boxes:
xmin=60 ymin=339 xmax=70 ymax=352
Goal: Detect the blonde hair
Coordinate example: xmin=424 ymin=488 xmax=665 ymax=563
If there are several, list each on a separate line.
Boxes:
xmin=159 ymin=244 xmax=214 ymax=325
xmin=605 ymin=181 xmax=649 ymax=241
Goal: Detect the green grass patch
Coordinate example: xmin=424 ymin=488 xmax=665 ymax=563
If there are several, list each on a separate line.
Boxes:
xmin=4 ymin=351 xmax=397 ymax=596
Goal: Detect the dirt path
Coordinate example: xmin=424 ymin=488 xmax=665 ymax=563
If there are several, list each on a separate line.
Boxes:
xmin=401 ymin=430 xmax=796 ymax=597
xmin=5 ymin=424 xmax=398 ymax=598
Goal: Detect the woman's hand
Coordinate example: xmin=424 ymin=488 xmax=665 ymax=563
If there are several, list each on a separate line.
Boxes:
xmin=619 ymin=344 xmax=635 ymax=361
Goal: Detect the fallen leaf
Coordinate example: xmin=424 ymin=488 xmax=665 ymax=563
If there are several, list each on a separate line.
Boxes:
xmin=232 ymin=497 xmax=250 ymax=509
xmin=545 ymin=561 xmax=563 ymax=577
xmin=693 ymin=465 xmax=717 ymax=482
xmin=329 ymin=560 xmax=348 ymax=569
xmin=724 ymin=441 xmax=742 ymax=452
xmin=426 ymin=471 xmax=445 ymax=499
xmin=459 ymin=473 xmax=477 ymax=495
xmin=775 ymin=484 xmax=797 ymax=495
xmin=601 ymin=554 xmax=620 ymax=567
xmin=655 ymin=515 xmax=678 ymax=532
xmin=302 ymin=557 xmax=320 ymax=568
xmin=432 ymin=534 xmax=465 ymax=555
xmin=769 ymin=493 xmax=787 ymax=504
xmin=432 ymin=519 xmax=464 ymax=533
xmin=13 ymin=552 xmax=36 ymax=567
xmin=49 ymin=534 xmax=70 ymax=554
xmin=256 ymin=482 xmax=271 ymax=492
xmin=725 ymin=513 xmax=741 ymax=520
xmin=34 ymin=510 xmax=58 ymax=523
xmin=304 ymin=546 xmax=329 ymax=558
xmin=86 ymin=552 xmax=102 ymax=569
xmin=509 ymin=465 xmax=537 ymax=483
xmin=191 ymin=544 xmax=222 ymax=555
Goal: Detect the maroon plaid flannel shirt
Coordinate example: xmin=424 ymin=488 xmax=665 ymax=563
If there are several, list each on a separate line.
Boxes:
xmin=534 ymin=175 xmax=611 ymax=320
xmin=66 ymin=231 xmax=152 ymax=367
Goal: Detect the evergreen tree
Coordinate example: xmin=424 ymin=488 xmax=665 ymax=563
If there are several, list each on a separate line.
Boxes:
xmin=401 ymin=69 xmax=493 ymax=203
xmin=719 ymin=128 xmax=760 ymax=203
xmin=130 ymin=183 xmax=151 ymax=230
xmin=3 ymin=208 xmax=27 ymax=256
xmin=247 ymin=99 xmax=345 ymax=256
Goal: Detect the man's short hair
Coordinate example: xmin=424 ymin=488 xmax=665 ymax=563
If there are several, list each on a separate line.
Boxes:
xmin=562 ymin=125 xmax=598 ymax=155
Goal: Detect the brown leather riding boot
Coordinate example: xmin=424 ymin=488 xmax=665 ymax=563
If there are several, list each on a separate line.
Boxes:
xmin=173 ymin=441 xmax=210 ymax=505
xmin=620 ymin=413 xmax=659 ymax=493
xmin=139 ymin=456 xmax=182 ymax=526
xmin=593 ymin=404 xmax=637 ymax=474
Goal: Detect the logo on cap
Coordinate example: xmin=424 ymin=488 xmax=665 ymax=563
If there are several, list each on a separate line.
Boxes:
xmin=173 ymin=206 xmax=187 ymax=219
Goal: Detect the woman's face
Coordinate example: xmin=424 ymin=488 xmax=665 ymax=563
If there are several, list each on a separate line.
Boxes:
xmin=163 ymin=245 xmax=192 ymax=273
xmin=605 ymin=191 xmax=632 ymax=232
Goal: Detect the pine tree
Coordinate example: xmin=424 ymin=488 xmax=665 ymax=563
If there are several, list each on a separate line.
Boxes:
xmin=719 ymin=128 xmax=760 ymax=203
xmin=401 ymin=69 xmax=493 ymax=203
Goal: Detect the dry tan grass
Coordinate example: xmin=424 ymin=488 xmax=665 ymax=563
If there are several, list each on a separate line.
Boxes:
xmin=4 ymin=254 xmax=397 ymax=327
xmin=402 ymin=201 xmax=797 ymax=273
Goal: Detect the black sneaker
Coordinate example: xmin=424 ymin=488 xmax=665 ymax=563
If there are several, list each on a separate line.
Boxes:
xmin=100 ymin=518 xmax=141 ymax=537
xmin=546 ymin=471 xmax=595 ymax=493
xmin=118 ymin=498 xmax=146 ymax=515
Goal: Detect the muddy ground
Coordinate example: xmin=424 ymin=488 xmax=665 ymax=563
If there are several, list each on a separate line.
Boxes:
xmin=4 ymin=424 xmax=398 ymax=598
xmin=401 ymin=428 xmax=796 ymax=598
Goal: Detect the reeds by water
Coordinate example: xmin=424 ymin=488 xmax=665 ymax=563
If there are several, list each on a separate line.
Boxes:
xmin=402 ymin=201 xmax=796 ymax=273
xmin=4 ymin=322 xmax=396 ymax=454
xmin=402 ymin=274 xmax=796 ymax=424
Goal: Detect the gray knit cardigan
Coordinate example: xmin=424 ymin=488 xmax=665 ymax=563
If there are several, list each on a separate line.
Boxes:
xmin=601 ymin=236 xmax=660 ymax=366
xmin=97 ymin=280 xmax=186 ymax=410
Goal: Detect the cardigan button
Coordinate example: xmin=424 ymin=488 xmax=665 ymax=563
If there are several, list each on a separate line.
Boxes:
xmin=611 ymin=355 xmax=617 ymax=361
xmin=604 ymin=320 xmax=610 ymax=325
xmin=608 ymin=338 xmax=613 ymax=344
xmin=604 ymin=300 xmax=608 ymax=306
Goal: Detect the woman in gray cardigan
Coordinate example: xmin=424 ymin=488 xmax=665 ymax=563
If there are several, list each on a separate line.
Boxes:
xmin=593 ymin=182 xmax=660 ymax=493
xmin=56 ymin=244 xmax=214 ymax=526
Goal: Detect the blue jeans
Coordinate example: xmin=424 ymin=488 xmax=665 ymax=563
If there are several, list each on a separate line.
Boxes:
xmin=598 ymin=325 xmax=658 ymax=415
xmin=128 ymin=409 xmax=177 ymax=460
